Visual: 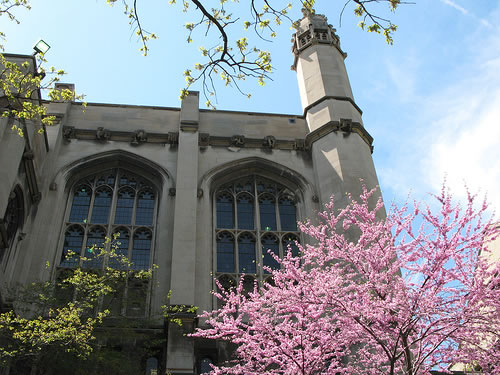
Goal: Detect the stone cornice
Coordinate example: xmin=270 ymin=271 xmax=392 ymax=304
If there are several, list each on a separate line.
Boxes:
xmin=62 ymin=126 xmax=178 ymax=145
xmin=303 ymin=95 xmax=363 ymax=117
xmin=304 ymin=119 xmax=374 ymax=153
xmin=62 ymin=118 xmax=374 ymax=153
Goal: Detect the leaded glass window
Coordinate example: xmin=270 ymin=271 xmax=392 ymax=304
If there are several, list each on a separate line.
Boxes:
xmin=60 ymin=169 xmax=157 ymax=317
xmin=61 ymin=225 xmax=84 ymax=268
xmin=216 ymin=192 xmax=234 ymax=228
xmin=131 ymin=228 xmax=152 ymax=270
xmin=115 ymin=188 xmax=135 ymax=225
xmin=214 ymin=176 xmax=300 ymax=281
xmin=68 ymin=185 xmax=91 ymax=222
xmin=261 ymin=233 xmax=279 ymax=273
xmin=200 ymin=357 xmax=214 ymax=374
xmin=1 ymin=186 xmax=24 ymax=251
xmin=216 ymin=231 xmax=235 ymax=273
xmin=60 ymin=169 xmax=156 ymax=271
xmin=238 ymin=233 xmax=256 ymax=273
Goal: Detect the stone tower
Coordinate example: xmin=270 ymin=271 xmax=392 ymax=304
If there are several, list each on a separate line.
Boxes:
xmin=292 ymin=9 xmax=380 ymax=207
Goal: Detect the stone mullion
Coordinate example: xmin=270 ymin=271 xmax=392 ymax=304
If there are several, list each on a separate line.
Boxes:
xmin=254 ymin=179 xmax=263 ymax=281
xmin=233 ymin=191 xmax=239 ymax=275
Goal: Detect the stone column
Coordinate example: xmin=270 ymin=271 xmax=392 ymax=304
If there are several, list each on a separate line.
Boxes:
xmin=166 ymin=91 xmax=200 ymax=374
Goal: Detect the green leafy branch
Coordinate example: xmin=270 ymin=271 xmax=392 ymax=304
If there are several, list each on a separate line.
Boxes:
xmin=162 ymin=290 xmax=198 ymax=327
xmin=0 ymin=236 xmax=156 ymax=365
xmin=347 ymin=0 xmax=412 ymax=45
xmin=1 ymin=0 xmax=85 ymax=136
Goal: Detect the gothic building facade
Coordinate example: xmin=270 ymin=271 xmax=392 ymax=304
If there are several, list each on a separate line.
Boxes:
xmin=0 ymin=11 xmax=382 ymax=374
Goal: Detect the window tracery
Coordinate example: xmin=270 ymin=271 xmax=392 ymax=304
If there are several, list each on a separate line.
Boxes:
xmin=60 ymin=169 xmax=156 ymax=271
xmin=214 ymin=176 xmax=300 ymax=286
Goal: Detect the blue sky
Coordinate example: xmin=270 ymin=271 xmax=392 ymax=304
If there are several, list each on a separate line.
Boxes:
xmin=2 ymin=0 xmax=499 ymax=210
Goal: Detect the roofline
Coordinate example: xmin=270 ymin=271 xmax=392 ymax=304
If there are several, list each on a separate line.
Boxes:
xmin=42 ymin=100 xmax=305 ymax=119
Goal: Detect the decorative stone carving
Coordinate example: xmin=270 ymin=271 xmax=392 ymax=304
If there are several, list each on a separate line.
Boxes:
xmin=23 ymin=150 xmax=34 ymax=160
xmin=169 ymin=188 xmax=176 ymax=196
xmin=231 ymin=135 xmax=245 ymax=147
xmin=293 ymin=139 xmax=306 ymax=151
xmin=95 ymin=127 xmax=111 ymax=141
xmin=340 ymin=118 xmax=352 ymax=133
xmin=199 ymin=133 xmax=210 ymax=147
xmin=168 ymin=132 xmax=179 ymax=145
xmin=62 ymin=126 xmax=75 ymax=142
xmin=197 ymin=188 xmax=204 ymax=198
xmin=263 ymin=135 xmax=276 ymax=149
xmin=131 ymin=130 xmax=147 ymax=146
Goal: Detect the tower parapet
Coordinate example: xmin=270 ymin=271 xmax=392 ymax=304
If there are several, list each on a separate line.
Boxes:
xmin=293 ymin=9 xmax=382 ymax=210
xmin=292 ymin=9 xmax=345 ymax=71
xmin=293 ymin=9 xmax=362 ymax=128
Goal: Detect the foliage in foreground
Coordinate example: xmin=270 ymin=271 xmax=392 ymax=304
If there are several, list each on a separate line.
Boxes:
xmin=1 ymin=0 xmax=406 ymax=118
xmin=193 ymin=186 xmax=500 ymax=374
xmin=1 ymin=1 xmax=85 ymax=134
xmin=0 ymin=238 xmax=154 ymax=371
xmin=107 ymin=0 xmax=403 ymax=106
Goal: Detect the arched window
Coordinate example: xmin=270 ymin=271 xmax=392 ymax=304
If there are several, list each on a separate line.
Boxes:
xmin=1 ymin=186 xmax=24 ymax=254
xmin=60 ymin=169 xmax=157 ymax=271
xmin=214 ymin=176 xmax=300 ymax=280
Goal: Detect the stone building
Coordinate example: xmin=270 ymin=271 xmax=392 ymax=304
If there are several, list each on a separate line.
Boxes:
xmin=0 ymin=10 xmax=381 ymax=375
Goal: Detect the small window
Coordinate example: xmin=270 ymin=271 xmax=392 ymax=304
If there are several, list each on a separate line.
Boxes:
xmin=216 ymin=231 xmax=235 ymax=273
xmin=136 ymin=189 xmax=155 ymax=226
xmin=145 ymin=356 xmax=158 ymax=375
xmin=68 ymin=185 xmax=91 ymax=223
xmin=90 ymin=187 xmax=112 ymax=224
xmin=60 ymin=225 xmax=84 ymax=268
xmin=131 ymin=228 xmax=152 ymax=270
xmin=237 ymin=193 xmax=254 ymax=230
xmin=1 ymin=186 xmax=24 ymax=252
xmin=279 ymin=196 xmax=297 ymax=231
xmin=259 ymin=194 xmax=277 ymax=231
xmin=200 ymin=357 xmax=214 ymax=374
xmin=283 ymin=234 xmax=300 ymax=258
xmin=261 ymin=234 xmax=279 ymax=273
xmin=238 ymin=233 xmax=256 ymax=273
xmin=216 ymin=192 xmax=234 ymax=228
xmin=115 ymin=188 xmax=135 ymax=225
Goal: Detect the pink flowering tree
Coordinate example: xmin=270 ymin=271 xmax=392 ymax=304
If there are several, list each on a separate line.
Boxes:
xmin=192 ymin=186 xmax=500 ymax=375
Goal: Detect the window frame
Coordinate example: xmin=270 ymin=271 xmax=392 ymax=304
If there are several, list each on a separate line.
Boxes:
xmin=0 ymin=186 xmax=25 ymax=265
xmin=57 ymin=168 xmax=159 ymax=317
xmin=59 ymin=168 xmax=158 ymax=270
xmin=212 ymin=175 xmax=302 ymax=292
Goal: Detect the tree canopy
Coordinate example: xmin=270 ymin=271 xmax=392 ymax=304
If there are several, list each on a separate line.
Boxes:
xmin=1 ymin=0 xmax=406 ymax=124
xmin=193 ymin=186 xmax=500 ymax=374
xmin=106 ymin=0 xmax=405 ymax=106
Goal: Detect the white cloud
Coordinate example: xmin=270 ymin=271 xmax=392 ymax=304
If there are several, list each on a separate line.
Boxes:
xmin=440 ymin=0 xmax=493 ymax=29
xmin=440 ymin=0 xmax=468 ymax=15
xmin=420 ymin=34 xmax=500 ymax=208
xmin=386 ymin=51 xmax=419 ymax=101
xmin=379 ymin=6 xmax=500 ymax=210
